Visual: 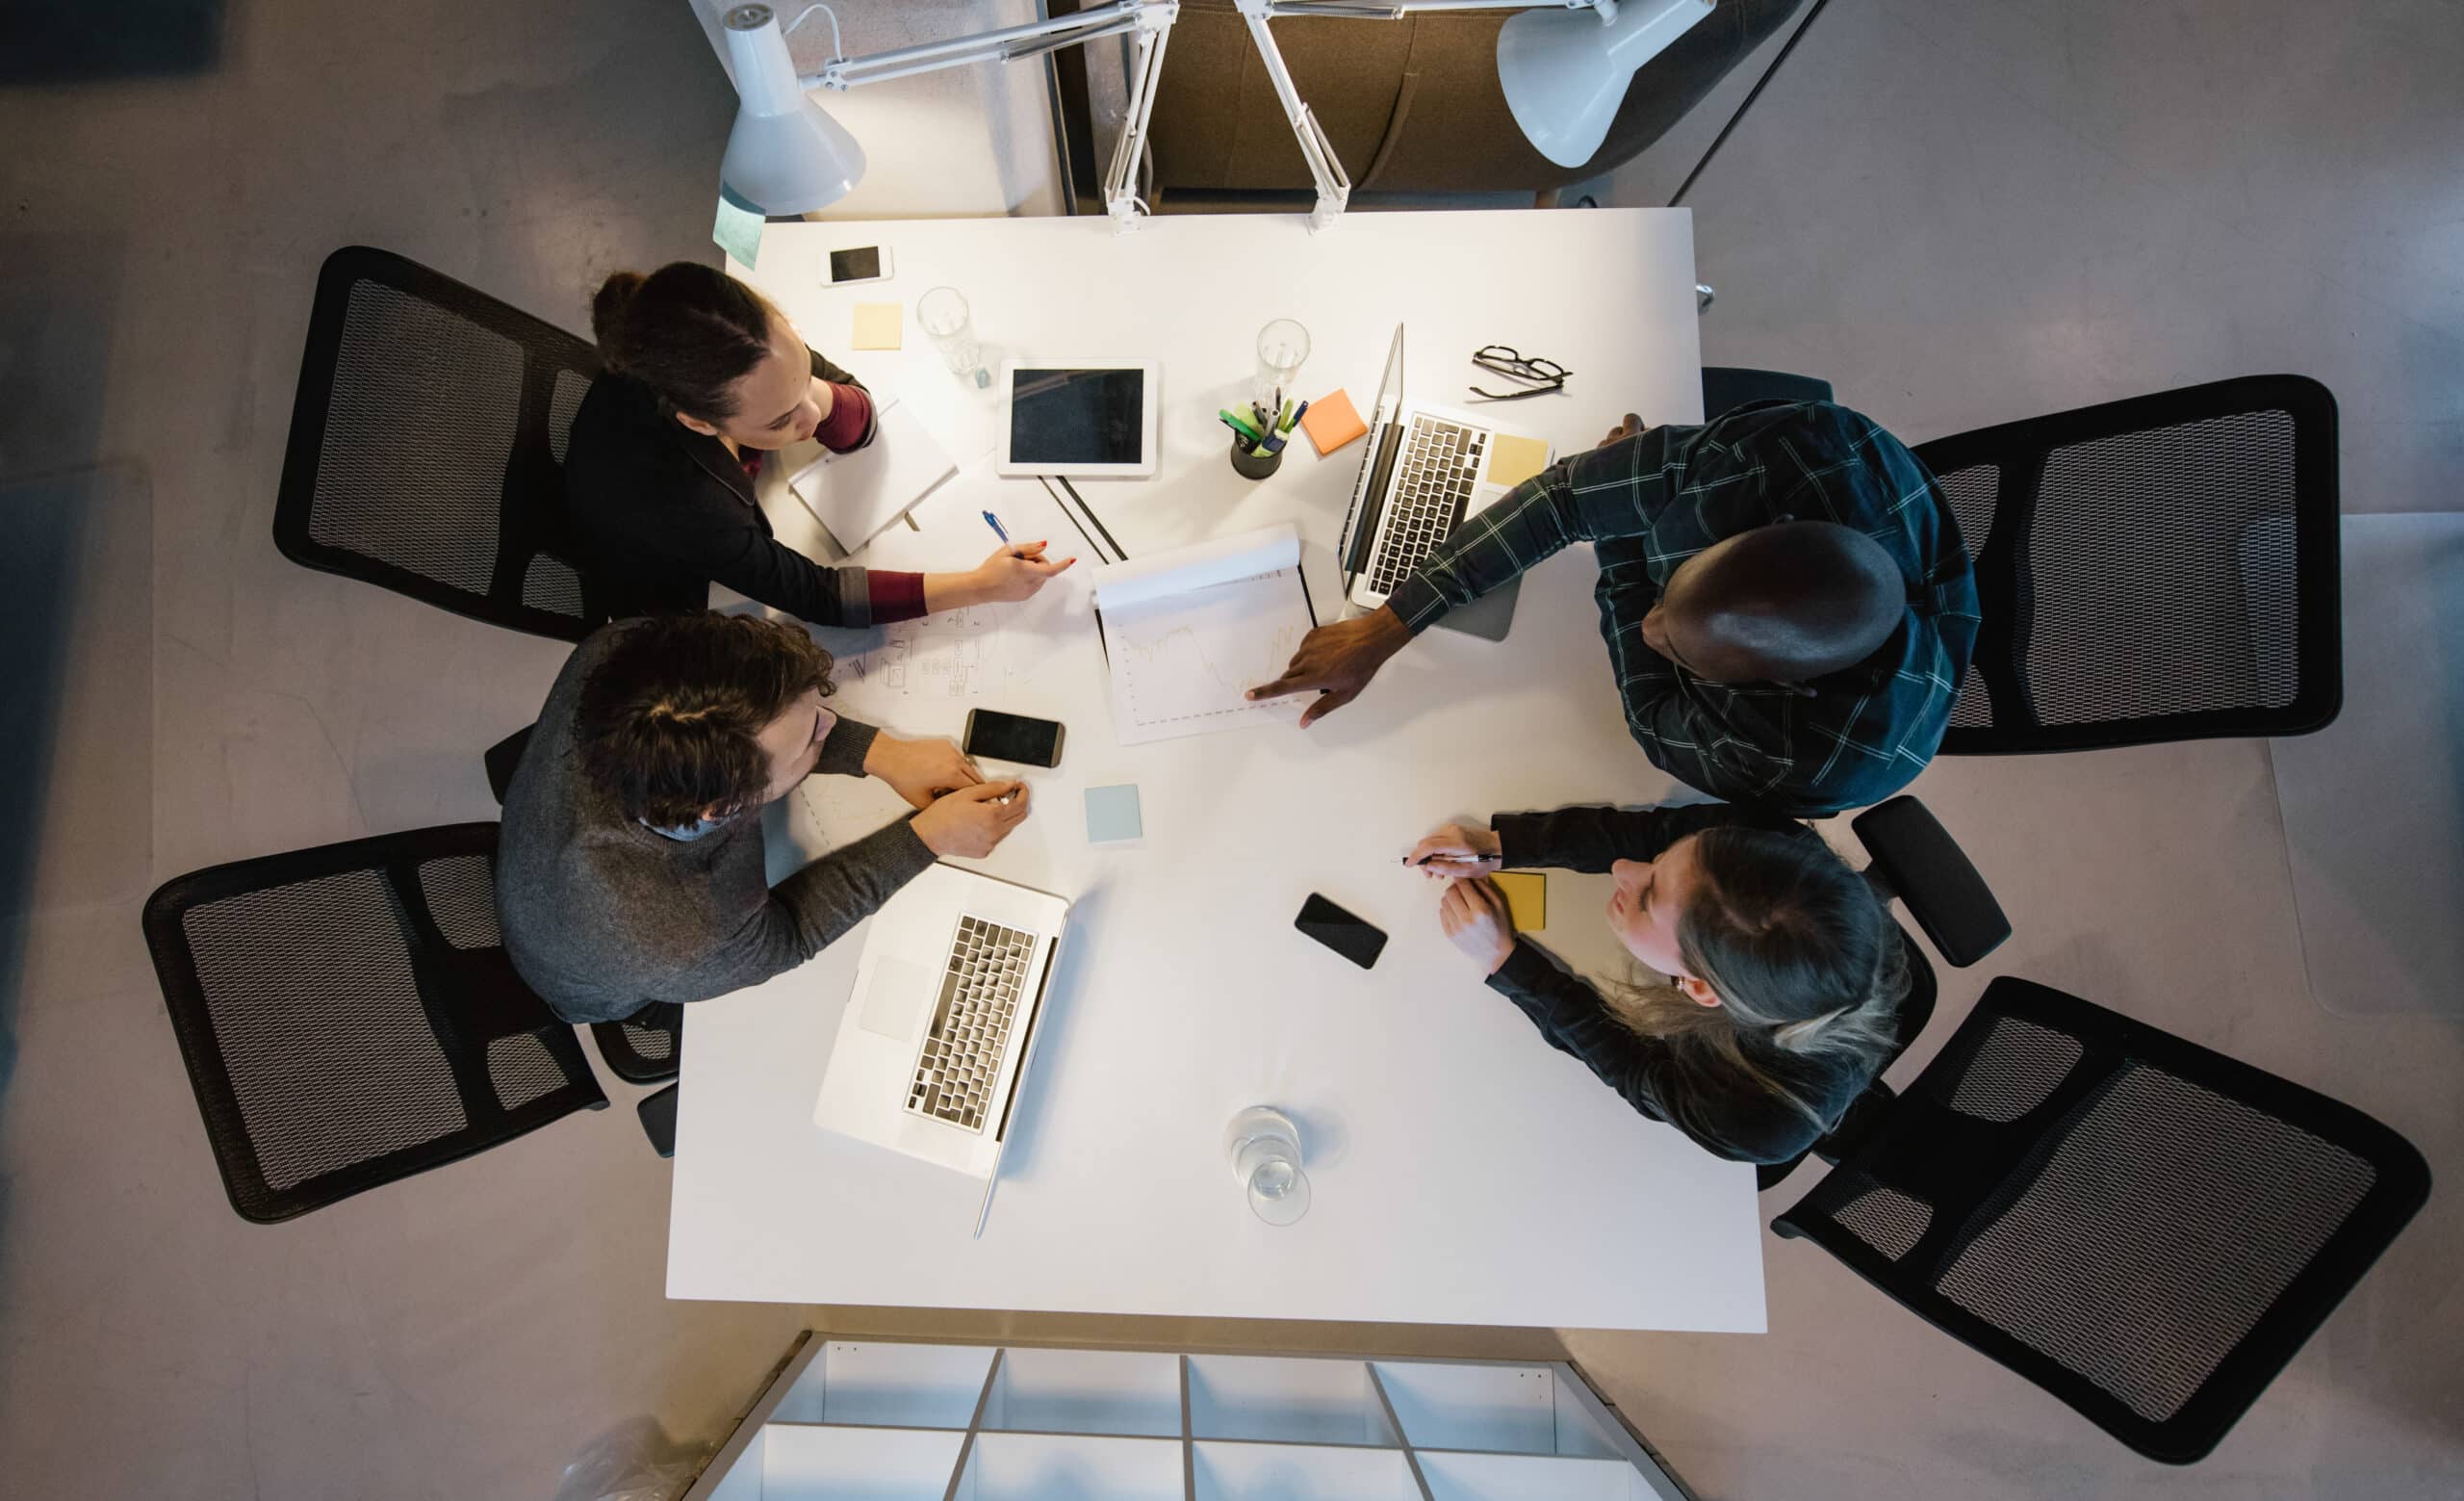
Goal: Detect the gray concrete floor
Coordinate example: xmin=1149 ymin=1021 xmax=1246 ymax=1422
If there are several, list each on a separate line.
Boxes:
xmin=2 ymin=0 xmax=2459 ymax=1497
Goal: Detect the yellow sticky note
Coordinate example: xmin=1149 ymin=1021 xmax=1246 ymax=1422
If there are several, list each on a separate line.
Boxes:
xmin=1484 ymin=433 xmax=1551 ymax=489
xmin=1492 ymin=870 xmax=1546 ymax=931
xmin=851 ymin=302 xmax=903 ymax=350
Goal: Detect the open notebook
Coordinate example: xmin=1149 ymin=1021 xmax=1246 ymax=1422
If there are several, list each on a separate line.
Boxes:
xmin=1092 ymin=525 xmax=1318 ymax=746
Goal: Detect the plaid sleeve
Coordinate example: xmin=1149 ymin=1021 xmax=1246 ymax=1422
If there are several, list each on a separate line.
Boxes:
xmin=1384 ymin=423 xmax=1701 ymax=634
xmin=1622 ymin=679 xmax=1800 ymax=808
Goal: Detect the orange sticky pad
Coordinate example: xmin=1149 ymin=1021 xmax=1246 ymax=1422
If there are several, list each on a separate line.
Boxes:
xmin=1301 ymin=388 xmax=1369 ymax=456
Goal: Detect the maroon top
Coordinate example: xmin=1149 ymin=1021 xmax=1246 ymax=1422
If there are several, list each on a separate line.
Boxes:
xmin=738 ymin=382 xmax=927 ymax=623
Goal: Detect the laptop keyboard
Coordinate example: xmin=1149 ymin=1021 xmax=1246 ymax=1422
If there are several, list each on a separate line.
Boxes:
xmin=1368 ymin=417 xmax=1487 ymax=596
xmin=905 ymin=915 xmax=1036 ymax=1133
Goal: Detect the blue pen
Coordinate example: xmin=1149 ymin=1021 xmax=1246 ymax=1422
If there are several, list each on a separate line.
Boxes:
xmin=983 ymin=510 xmax=1010 ymax=544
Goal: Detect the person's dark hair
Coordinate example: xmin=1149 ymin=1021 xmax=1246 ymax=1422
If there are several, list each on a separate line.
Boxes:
xmin=575 ymin=614 xmax=834 ymax=828
xmin=1679 ymin=520 xmax=1905 ymax=680
xmin=590 ymin=262 xmax=779 ymax=421
xmin=1609 ymin=826 xmax=1905 ymax=1131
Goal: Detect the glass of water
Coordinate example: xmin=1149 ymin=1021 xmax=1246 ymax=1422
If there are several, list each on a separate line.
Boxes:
xmin=1254 ymin=318 xmax=1310 ymax=407
xmin=1224 ymin=1105 xmax=1312 ymax=1227
xmin=917 ymin=285 xmax=989 ymax=387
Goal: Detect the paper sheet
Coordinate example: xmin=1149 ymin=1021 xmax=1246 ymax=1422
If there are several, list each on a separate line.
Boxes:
xmin=1094 ymin=525 xmax=1314 ymax=745
xmin=787 ymin=394 xmax=957 ymax=551
xmin=834 ymin=605 xmax=1016 ymax=702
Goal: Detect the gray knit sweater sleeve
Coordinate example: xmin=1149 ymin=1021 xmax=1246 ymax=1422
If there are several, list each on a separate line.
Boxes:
xmin=496 ymin=623 xmax=938 ymax=1024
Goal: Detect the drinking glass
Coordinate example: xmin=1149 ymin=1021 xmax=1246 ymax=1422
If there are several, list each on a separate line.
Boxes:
xmin=1224 ymin=1105 xmax=1312 ymax=1227
xmin=918 ymin=285 xmax=989 ymax=387
xmin=1254 ymin=318 xmax=1310 ymax=408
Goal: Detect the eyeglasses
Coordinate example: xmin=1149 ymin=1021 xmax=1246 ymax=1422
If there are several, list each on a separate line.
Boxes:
xmin=1470 ymin=345 xmax=1571 ymax=401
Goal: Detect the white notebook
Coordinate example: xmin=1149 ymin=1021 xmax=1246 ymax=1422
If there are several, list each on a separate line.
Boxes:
xmin=786 ymin=393 xmax=958 ymax=551
xmin=1092 ymin=525 xmax=1316 ymax=746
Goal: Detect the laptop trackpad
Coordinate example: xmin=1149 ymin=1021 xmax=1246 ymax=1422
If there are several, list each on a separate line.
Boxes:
xmin=857 ymin=957 xmax=933 ymax=1043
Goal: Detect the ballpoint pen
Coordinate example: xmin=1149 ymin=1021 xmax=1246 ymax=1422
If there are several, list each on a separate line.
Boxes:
xmin=982 ymin=510 xmax=1010 ymax=543
xmin=1283 ymin=399 xmax=1310 ymax=434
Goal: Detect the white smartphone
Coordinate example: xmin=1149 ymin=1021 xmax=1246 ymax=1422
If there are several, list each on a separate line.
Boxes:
xmin=826 ymin=246 xmax=892 ymax=286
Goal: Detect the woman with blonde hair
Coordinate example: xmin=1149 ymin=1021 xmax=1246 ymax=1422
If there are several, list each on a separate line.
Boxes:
xmin=1413 ymin=803 xmax=1906 ymax=1164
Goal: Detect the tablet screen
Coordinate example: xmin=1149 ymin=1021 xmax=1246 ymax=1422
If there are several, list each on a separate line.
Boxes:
xmin=1009 ymin=368 xmax=1146 ymax=467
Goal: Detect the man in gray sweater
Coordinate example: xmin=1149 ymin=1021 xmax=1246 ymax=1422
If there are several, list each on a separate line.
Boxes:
xmin=497 ymin=613 xmax=1032 ymax=1024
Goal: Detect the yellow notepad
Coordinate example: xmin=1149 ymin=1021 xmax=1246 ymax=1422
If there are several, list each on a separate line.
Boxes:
xmin=1484 ymin=433 xmax=1551 ymax=489
xmin=1491 ymin=870 xmax=1546 ymax=931
xmin=851 ymin=302 xmax=902 ymax=350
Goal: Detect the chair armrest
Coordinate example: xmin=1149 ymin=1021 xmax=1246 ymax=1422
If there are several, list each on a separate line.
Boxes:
xmin=1852 ymin=797 xmax=2010 ymax=968
xmin=483 ymin=723 xmax=535 ymax=808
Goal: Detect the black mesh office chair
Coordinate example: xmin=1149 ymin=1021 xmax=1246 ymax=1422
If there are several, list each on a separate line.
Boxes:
xmin=274 ymin=246 xmax=606 ymax=641
xmin=1775 ymin=976 xmax=2429 ymax=1462
xmin=593 ymin=1006 xmax=683 ymax=1086
xmin=478 ymin=720 xmax=682 ymax=1087
xmin=1914 ymin=375 xmax=2341 ymax=753
xmin=1756 ymin=796 xmax=2011 ymax=1192
xmin=141 ymin=823 xmax=607 ymax=1222
xmin=1701 ymin=366 xmax=1833 ymax=418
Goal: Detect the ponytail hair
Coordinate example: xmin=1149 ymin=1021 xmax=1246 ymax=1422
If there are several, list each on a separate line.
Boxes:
xmin=590 ymin=262 xmax=778 ymax=421
xmin=1605 ymin=826 xmax=1906 ymax=1132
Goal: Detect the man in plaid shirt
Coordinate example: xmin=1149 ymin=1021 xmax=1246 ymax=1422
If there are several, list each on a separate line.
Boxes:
xmin=1249 ymin=401 xmax=1979 ymax=816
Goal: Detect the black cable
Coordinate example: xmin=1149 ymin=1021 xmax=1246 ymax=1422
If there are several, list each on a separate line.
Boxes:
xmin=1667 ymin=0 xmax=1835 ymax=209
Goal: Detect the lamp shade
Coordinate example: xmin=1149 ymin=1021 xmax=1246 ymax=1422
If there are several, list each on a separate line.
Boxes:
xmin=1497 ymin=0 xmax=1714 ymax=169
xmin=719 ymin=3 xmax=865 ymax=215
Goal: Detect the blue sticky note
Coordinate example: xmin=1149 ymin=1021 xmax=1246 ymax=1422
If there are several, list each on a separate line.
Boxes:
xmin=713 ymin=189 xmax=765 ymax=270
xmin=1085 ymin=784 xmax=1142 ymax=846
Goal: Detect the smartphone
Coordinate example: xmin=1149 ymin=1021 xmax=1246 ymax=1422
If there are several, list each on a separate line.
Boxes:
xmin=1296 ymin=893 xmax=1387 ymax=970
xmin=963 ymin=709 xmax=1065 ymax=768
xmin=826 ymin=246 xmax=892 ymax=286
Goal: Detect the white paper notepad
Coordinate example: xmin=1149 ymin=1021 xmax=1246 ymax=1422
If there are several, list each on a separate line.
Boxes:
xmin=787 ymin=394 xmax=958 ymax=551
xmin=1092 ymin=525 xmax=1315 ymax=745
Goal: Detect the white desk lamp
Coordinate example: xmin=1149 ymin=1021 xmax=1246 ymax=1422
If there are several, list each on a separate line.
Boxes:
xmin=715 ymin=0 xmax=1712 ymax=230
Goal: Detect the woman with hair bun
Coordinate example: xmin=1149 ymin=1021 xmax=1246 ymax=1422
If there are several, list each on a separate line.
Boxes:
xmin=566 ymin=262 xmax=1070 ymax=627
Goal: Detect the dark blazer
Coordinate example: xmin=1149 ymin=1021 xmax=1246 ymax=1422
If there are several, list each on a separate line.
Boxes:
xmin=564 ymin=347 xmax=892 ymax=626
xmin=1484 ymin=802 xmax=1885 ymax=1165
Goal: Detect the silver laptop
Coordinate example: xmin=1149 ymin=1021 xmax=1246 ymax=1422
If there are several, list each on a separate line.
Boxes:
xmin=1334 ymin=324 xmax=1554 ymax=639
xmin=814 ymin=864 xmax=1069 ymax=1189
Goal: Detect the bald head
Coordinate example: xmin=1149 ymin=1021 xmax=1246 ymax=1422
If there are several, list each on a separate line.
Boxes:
xmin=1641 ymin=521 xmax=1905 ymax=685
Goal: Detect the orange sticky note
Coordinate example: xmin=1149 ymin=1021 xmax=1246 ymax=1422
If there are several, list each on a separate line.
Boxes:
xmin=1301 ymin=388 xmax=1369 ymax=456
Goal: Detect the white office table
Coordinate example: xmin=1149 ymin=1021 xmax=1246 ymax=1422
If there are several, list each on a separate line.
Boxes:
xmin=669 ymin=209 xmax=1760 ymax=1331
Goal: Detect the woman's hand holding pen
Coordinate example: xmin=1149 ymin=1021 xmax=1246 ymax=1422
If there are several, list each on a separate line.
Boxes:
xmin=926 ymin=542 xmax=1076 ymax=610
xmin=968 ymin=540 xmax=1075 ymax=601
xmin=1406 ymin=823 xmax=1502 ymax=879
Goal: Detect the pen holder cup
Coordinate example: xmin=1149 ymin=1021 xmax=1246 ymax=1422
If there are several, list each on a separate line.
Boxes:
xmin=1229 ymin=437 xmax=1283 ymax=480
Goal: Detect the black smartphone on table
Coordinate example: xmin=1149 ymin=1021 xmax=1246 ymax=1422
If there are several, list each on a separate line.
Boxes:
xmin=1296 ymin=893 xmax=1387 ymax=970
xmin=963 ymin=709 xmax=1065 ymax=768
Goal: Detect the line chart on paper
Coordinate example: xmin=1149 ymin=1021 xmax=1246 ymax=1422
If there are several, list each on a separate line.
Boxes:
xmin=1106 ymin=568 xmax=1312 ymax=744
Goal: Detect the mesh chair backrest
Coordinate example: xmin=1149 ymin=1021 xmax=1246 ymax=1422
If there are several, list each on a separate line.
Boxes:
xmin=141 ymin=823 xmax=604 ymax=1222
xmin=1913 ymin=375 xmax=2340 ymax=753
xmin=1775 ymin=977 xmax=2427 ymax=1462
xmin=591 ymin=1001 xmax=683 ymax=1086
xmin=274 ymin=246 xmax=605 ymax=641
